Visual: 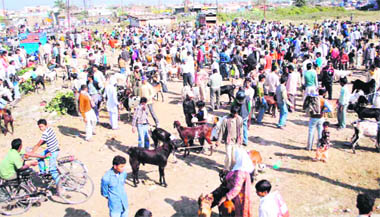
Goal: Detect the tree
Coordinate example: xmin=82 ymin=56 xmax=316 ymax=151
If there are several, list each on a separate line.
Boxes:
xmin=294 ymin=0 xmax=306 ymax=7
xmin=54 ymin=0 xmax=66 ymax=12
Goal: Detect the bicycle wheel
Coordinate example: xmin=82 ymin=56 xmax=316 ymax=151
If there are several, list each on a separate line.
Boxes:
xmin=58 ymin=160 xmax=88 ymax=178
xmin=57 ymin=174 xmax=94 ymax=205
xmin=0 ymin=184 xmax=32 ymax=216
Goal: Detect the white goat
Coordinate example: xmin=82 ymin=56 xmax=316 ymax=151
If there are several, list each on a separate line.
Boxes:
xmin=351 ymin=120 xmax=380 ymax=153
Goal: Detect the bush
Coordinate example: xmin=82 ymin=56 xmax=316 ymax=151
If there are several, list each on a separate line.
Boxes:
xmin=294 ymin=0 xmax=306 ymax=7
xmin=19 ymin=79 xmax=34 ymax=94
xmin=16 ymin=67 xmax=34 ymax=76
xmin=45 ymin=92 xmax=76 ymax=115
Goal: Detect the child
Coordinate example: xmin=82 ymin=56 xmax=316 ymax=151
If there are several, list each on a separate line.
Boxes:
xmin=195 ymin=101 xmax=208 ymax=125
xmin=314 ymin=121 xmax=330 ymax=162
xmin=255 ymin=179 xmax=289 ymax=217
xmin=135 ymin=209 xmax=152 ymax=217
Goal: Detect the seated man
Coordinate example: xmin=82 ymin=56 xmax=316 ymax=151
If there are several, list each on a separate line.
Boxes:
xmin=0 ymin=79 xmax=13 ymax=102
xmin=47 ymin=59 xmax=57 ymax=71
xmin=0 ymin=96 xmax=7 ymax=110
xmin=0 ymin=139 xmax=39 ymax=181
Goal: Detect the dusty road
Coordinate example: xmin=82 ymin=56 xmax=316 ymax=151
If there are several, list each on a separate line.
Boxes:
xmin=0 ymin=60 xmax=379 ymax=217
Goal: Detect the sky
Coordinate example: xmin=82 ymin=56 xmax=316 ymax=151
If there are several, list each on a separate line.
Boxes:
xmin=5 ymin=0 xmax=235 ymax=10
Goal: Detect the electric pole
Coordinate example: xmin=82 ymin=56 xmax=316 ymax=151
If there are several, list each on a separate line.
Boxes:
xmin=120 ymin=0 xmax=123 ymax=15
xmin=2 ymin=0 xmax=5 ymax=17
xmin=263 ymin=0 xmax=266 ymax=19
xmin=83 ymin=0 xmax=86 ymax=11
xmin=67 ymin=0 xmax=71 ymax=31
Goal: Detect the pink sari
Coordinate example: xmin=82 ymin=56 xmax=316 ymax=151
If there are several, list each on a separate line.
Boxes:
xmin=225 ymin=170 xmax=252 ymax=217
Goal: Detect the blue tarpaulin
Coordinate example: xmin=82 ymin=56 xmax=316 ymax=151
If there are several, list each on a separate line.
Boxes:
xmin=19 ymin=32 xmax=47 ymax=55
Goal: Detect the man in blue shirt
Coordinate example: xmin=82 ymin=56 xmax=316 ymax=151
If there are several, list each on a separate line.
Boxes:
xmin=219 ymin=48 xmax=230 ymax=80
xmin=101 ymin=156 xmax=128 ymax=217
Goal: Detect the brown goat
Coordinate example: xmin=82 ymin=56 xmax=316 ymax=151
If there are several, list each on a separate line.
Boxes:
xmin=173 ymin=120 xmax=213 ymax=157
xmin=264 ymin=95 xmax=277 ymax=118
xmin=0 ymin=109 xmax=14 ymax=136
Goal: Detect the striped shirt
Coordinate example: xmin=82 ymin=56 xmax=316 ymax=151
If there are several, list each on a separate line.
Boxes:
xmin=132 ymin=104 xmax=149 ymax=127
xmin=41 ymin=128 xmax=59 ymax=152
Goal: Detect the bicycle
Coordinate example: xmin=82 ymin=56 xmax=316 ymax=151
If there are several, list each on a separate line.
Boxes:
xmin=0 ymin=155 xmax=94 ymax=216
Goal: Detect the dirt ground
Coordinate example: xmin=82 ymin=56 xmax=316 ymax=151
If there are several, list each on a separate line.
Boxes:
xmin=1 ymin=53 xmax=379 ymax=217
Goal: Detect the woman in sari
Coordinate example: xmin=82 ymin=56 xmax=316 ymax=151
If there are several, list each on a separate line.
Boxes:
xmin=213 ymin=147 xmax=254 ymax=217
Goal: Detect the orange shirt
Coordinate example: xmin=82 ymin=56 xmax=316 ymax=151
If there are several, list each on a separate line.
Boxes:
xmin=108 ymin=39 xmax=117 ymax=48
xmin=79 ymin=93 xmax=92 ymax=118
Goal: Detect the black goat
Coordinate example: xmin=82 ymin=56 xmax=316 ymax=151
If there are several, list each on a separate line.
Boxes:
xmin=349 ymin=96 xmax=380 ymax=121
xmin=220 ymin=85 xmax=236 ymax=104
xmin=150 ymin=127 xmax=171 ymax=148
xmin=127 ymin=141 xmax=176 ymax=187
xmin=351 ymin=79 xmax=376 ymax=95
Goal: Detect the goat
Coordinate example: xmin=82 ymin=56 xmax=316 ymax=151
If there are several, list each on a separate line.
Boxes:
xmin=264 ymin=95 xmax=277 ymax=118
xmin=0 ymin=109 xmax=14 ymax=136
xmin=349 ymin=95 xmax=380 ymax=121
xmin=220 ymin=85 xmax=236 ymax=104
xmin=151 ymin=82 xmax=164 ymax=102
xmin=198 ymin=194 xmax=213 ymax=217
xmin=351 ymin=120 xmax=380 ymax=153
xmin=173 ymin=120 xmax=213 ymax=157
xmin=44 ymin=70 xmax=57 ymax=82
xmin=127 ymin=141 xmax=176 ymax=187
xmin=351 ymin=79 xmax=376 ymax=95
xmin=150 ymin=127 xmax=171 ymax=148
xmin=117 ymin=87 xmax=140 ymax=121
xmin=198 ymin=193 xmax=238 ymax=217
xmin=31 ymin=75 xmax=46 ymax=93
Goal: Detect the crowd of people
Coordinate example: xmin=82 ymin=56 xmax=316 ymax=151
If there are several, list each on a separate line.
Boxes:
xmin=0 ymin=18 xmax=379 ymax=217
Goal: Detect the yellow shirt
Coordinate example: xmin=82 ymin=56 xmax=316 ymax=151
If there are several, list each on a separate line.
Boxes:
xmin=139 ymin=83 xmax=154 ymax=104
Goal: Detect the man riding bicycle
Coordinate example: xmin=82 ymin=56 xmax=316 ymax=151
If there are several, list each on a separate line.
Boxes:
xmin=27 ymin=119 xmax=60 ymax=184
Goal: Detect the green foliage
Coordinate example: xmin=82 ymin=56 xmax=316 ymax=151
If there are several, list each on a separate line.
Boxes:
xmin=16 ymin=67 xmax=34 ymax=76
xmin=178 ymin=6 xmax=376 ymax=24
xmin=77 ymin=11 xmax=89 ymax=20
xmin=294 ymin=0 xmax=306 ymax=7
xmin=273 ymin=6 xmax=345 ymax=16
xmin=54 ymin=0 xmax=66 ymax=12
xmin=45 ymin=92 xmax=76 ymax=115
xmin=19 ymin=79 xmax=34 ymax=94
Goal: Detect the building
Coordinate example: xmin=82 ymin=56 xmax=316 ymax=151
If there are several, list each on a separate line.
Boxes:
xmin=127 ymin=14 xmax=176 ymax=27
xmin=23 ymin=5 xmax=52 ymax=16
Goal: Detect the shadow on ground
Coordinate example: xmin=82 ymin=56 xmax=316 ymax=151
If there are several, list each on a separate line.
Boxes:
xmin=58 ymin=125 xmax=85 ymax=139
xmin=331 ymin=139 xmax=379 ymax=153
xmin=274 ymin=152 xmax=314 ymax=162
xmin=270 ymin=165 xmax=380 ymax=199
xmin=249 ymin=136 xmax=304 ymax=150
xmin=63 ymin=207 xmax=91 ymax=217
xmin=165 ymin=196 xmax=209 ymax=217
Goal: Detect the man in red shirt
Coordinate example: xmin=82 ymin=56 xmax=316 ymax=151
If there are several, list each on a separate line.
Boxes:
xmin=264 ymin=51 xmax=273 ymax=71
xmin=108 ymin=38 xmax=118 ymax=53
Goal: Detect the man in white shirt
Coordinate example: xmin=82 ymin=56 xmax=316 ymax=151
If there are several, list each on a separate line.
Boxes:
xmin=6 ymin=61 xmax=16 ymax=79
xmin=93 ymin=67 xmax=105 ymax=90
xmin=182 ymin=52 xmax=195 ymax=87
xmin=208 ymin=69 xmax=223 ymax=110
xmin=105 ymin=76 xmax=119 ymax=130
xmin=286 ymin=65 xmax=301 ymax=112
xmin=265 ymin=66 xmax=280 ymax=96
